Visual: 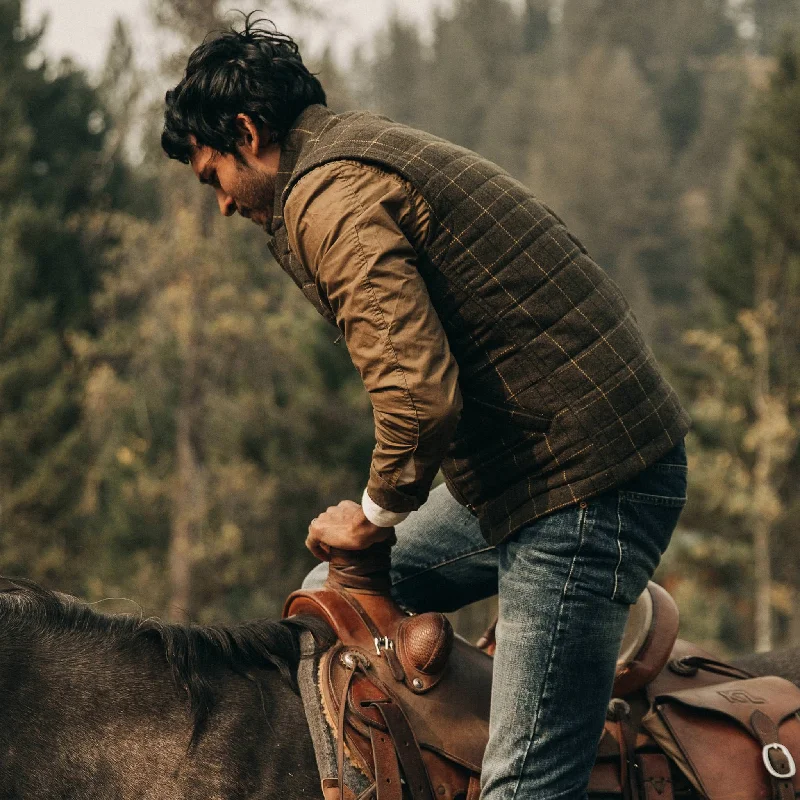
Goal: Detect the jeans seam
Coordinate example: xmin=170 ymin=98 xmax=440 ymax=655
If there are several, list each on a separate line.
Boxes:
xmin=509 ymin=506 xmax=587 ymax=800
xmin=391 ymin=545 xmax=496 ymax=586
xmin=613 ymin=492 xmax=623 ymax=601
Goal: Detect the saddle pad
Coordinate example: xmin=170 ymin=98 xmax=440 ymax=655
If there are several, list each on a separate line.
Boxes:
xmin=296 ymin=631 xmax=371 ymax=800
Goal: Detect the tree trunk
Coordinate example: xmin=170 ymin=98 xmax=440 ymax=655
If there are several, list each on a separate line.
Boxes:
xmin=752 ymin=507 xmax=772 ymax=652
xmin=168 ymin=275 xmax=205 ymax=622
xmin=790 ymin=591 xmax=800 ymax=647
xmin=751 ymin=268 xmax=773 ymax=653
xmin=169 ymin=405 xmax=195 ymax=621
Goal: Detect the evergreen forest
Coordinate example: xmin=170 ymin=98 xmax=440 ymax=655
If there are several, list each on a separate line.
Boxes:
xmin=1 ymin=0 xmax=799 ymax=655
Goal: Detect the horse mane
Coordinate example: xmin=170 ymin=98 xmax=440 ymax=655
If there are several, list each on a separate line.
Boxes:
xmin=0 ymin=577 xmax=334 ymax=743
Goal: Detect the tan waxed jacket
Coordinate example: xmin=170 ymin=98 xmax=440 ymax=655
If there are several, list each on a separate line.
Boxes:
xmin=284 ymin=160 xmax=462 ymax=515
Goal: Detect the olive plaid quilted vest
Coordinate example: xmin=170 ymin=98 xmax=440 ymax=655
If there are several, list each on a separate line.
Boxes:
xmin=268 ymin=105 xmax=690 ymax=545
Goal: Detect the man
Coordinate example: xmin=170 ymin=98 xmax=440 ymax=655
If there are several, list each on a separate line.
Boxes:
xmin=162 ymin=16 xmax=690 ymax=800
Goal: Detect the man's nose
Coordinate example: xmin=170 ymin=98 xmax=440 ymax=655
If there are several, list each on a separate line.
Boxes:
xmin=216 ymin=189 xmax=235 ymax=217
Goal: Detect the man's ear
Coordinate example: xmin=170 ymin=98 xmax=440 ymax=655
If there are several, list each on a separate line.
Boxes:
xmin=234 ymin=114 xmax=263 ymax=157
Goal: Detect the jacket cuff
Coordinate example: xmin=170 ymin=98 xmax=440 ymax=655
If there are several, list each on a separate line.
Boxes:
xmin=361 ymin=487 xmax=411 ymax=527
xmin=367 ymin=464 xmax=424 ymax=513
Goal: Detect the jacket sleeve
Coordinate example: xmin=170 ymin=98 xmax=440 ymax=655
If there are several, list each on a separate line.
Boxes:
xmin=284 ymin=160 xmax=462 ymax=522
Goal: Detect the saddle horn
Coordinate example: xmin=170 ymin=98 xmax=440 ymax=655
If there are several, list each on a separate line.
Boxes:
xmin=324 ymin=542 xmax=454 ymax=691
xmin=326 ymin=542 xmax=394 ymax=594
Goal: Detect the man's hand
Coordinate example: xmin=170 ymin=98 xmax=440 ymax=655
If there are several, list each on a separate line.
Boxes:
xmin=306 ymin=499 xmax=396 ymax=561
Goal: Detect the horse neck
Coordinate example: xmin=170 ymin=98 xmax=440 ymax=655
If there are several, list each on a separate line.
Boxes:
xmin=733 ymin=646 xmax=800 ymax=687
xmin=0 ymin=630 xmax=320 ymax=799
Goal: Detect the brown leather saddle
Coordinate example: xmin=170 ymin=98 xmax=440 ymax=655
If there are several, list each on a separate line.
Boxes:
xmin=285 ymin=545 xmax=489 ymax=800
xmin=284 ymin=545 xmax=800 ymax=800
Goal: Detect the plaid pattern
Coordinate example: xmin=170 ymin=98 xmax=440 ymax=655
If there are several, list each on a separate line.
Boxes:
xmin=269 ymin=106 xmax=690 ymax=545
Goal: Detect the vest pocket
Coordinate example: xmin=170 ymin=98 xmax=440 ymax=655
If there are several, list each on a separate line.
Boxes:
xmin=462 ymin=395 xmax=552 ymax=433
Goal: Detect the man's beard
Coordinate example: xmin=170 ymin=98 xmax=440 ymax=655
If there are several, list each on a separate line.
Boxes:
xmin=233 ymin=163 xmax=276 ymax=231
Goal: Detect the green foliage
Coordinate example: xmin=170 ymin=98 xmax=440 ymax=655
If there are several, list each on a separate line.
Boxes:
xmin=526 ymin=46 xmax=673 ymax=325
xmin=76 ymin=165 xmax=373 ymax=620
xmin=360 ymin=0 xmax=748 ymax=317
xmin=0 ymin=0 xmax=372 ymax=622
xmin=1 ymin=0 xmax=799 ymax=649
xmin=370 ymin=17 xmax=429 ymax=129
xmin=707 ymin=39 xmax=800 ymax=391
xmin=0 ymin=0 xmax=124 ymax=589
xmin=312 ymin=47 xmax=356 ymax=113
xmin=522 ymin=0 xmax=550 ymax=54
xmin=747 ymin=0 xmax=800 ymax=55
xmin=680 ymin=38 xmax=800 ymax=650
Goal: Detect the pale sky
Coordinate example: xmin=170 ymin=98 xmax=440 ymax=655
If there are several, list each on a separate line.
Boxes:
xmin=23 ymin=0 xmax=455 ymax=77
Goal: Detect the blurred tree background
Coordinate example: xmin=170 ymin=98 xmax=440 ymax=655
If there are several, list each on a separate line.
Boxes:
xmin=0 ymin=0 xmax=798 ymax=652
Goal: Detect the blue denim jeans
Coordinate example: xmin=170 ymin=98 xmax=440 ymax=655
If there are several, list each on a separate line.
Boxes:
xmin=303 ymin=442 xmax=687 ymax=799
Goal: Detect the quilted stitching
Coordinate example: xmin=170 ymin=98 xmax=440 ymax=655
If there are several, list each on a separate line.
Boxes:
xmin=271 ymin=107 xmax=690 ymax=544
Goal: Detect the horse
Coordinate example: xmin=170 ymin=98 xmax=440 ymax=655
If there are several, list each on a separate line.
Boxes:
xmin=0 ymin=576 xmax=797 ymax=800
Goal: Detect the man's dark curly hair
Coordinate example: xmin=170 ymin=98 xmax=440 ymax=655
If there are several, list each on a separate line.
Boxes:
xmin=162 ymin=13 xmax=326 ymax=164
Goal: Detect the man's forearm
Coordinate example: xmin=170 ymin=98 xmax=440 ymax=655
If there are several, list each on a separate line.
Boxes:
xmin=283 ymin=158 xmax=462 ymax=522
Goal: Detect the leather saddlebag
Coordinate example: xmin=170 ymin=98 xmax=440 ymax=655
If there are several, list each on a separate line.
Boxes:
xmin=642 ymin=675 xmax=800 ymax=800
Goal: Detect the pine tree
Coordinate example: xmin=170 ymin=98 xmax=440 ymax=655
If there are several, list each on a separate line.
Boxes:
xmin=684 ymin=41 xmax=800 ymax=650
xmin=312 ymin=47 xmax=356 ymax=113
xmin=747 ymin=0 xmax=800 ymax=55
xmin=370 ymin=16 xmax=428 ymax=128
xmin=522 ymin=0 xmax=551 ymax=55
xmin=71 ymin=2 xmax=374 ymax=620
xmin=423 ymin=0 xmax=521 ymax=150
xmin=476 ymin=0 xmax=557 ymax=177
xmin=80 ymin=172 xmax=374 ymax=621
xmin=555 ymin=0 xmax=747 ymax=315
xmin=0 ymin=0 xmax=123 ymax=590
xmin=525 ymin=46 xmax=672 ymax=330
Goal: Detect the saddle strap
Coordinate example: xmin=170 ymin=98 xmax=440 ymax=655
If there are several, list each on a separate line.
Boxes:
xmin=334 ymin=654 xmax=435 ymax=800
xmin=750 ymin=710 xmax=795 ymax=800
xmin=638 ymin=754 xmax=673 ymax=800
xmin=607 ymin=699 xmax=639 ymax=800
xmin=337 ymin=659 xmax=360 ymax=800
xmin=619 ymin=717 xmax=638 ymax=800
xmin=666 ymin=655 xmax=754 ymax=682
xmin=368 ymin=699 xmax=434 ymax=800
xmin=370 ymin=726 xmax=403 ymax=800
xmin=331 ymin=587 xmax=406 ymax=683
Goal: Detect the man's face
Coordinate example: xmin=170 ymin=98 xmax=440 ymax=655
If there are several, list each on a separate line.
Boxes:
xmin=190 ymin=142 xmax=277 ymax=232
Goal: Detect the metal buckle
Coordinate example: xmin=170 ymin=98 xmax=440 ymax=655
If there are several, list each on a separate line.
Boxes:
xmin=373 ymin=636 xmax=394 ymax=656
xmin=762 ymin=743 xmax=797 ymax=779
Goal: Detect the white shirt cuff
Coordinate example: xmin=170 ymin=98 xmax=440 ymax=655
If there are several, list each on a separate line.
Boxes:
xmin=361 ymin=487 xmax=411 ymax=527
